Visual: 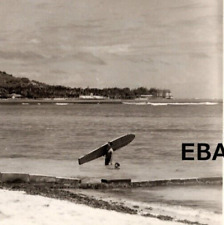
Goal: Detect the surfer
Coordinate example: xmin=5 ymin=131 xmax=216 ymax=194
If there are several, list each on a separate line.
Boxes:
xmin=78 ymin=134 xmax=135 ymax=166
xmin=105 ymin=142 xmax=113 ymax=165
xmin=105 ymin=142 xmax=120 ymax=169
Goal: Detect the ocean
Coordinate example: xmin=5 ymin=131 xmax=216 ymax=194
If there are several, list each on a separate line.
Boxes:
xmin=0 ymin=100 xmax=222 ymax=223
xmin=0 ymin=100 xmax=222 ymax=180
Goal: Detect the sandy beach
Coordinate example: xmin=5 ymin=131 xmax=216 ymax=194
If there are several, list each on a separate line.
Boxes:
xmin=0 ymin=177 xmax=222 ymax=225
xmin=0 ymin=189 xmax=186 ymax=225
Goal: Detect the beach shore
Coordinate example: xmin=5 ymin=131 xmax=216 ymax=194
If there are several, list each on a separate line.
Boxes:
xmin=0 ymin=180 xmax=222 ymax=225
xmin=0 ymin=188 xmax=185 ymax=225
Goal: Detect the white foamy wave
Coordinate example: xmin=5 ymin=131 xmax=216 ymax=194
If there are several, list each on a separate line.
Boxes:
xmin=148 ymin=103 xmax=168 ymax=106
xmin=125 ymin=200 xmax=222 ymax=225
xmin=148 ymin=202 xmax=221 ymax=225
xmin=122 ymin=102 xmax=218 ymax=106
xmin=55 ymin=103 xmax=69 ymax=106
xmin=21 ymin=103 xmax=29 ymax=105
xmin=122 ymin=102 xmax=148 ymax=105
xmin=168 ymin=102 xmax=218 ymax=106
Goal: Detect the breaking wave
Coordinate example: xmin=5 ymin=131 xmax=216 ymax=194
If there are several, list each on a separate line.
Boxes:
xmin=55 ymin=103 xmax=69 ymax=106
xmin=122 ymin=102 xmax=219 ymax=106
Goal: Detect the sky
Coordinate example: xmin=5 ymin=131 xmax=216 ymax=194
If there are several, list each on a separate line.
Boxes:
xmin=0 ymin=0 xmax=222 ymax=98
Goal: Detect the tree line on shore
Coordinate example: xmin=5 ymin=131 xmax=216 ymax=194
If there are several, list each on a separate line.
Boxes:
xmin=0 ymin=71 xmax=171 ymax=99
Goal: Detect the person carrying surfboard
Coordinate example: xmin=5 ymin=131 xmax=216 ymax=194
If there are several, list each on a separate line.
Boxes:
xmin=105 ymin=142 xmax=113 ymax=165
xmin=78 ymin=134 xmax=135 ymax=168
xmin=105 ymin=142 xmax=121 ymax=169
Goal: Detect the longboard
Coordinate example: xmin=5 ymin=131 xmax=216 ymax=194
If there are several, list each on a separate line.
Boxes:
xmin=78 ymin=134 xmax=135 ymax=165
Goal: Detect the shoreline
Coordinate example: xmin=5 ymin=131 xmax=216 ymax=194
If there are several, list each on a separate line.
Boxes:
xmin=0 ymin=173 xmax=222 ymax=225
xmin=0 ymin=188 xmax=188 ymax=225
xmin=0 ymin=181 xmax=221 ymax=225
xmin=0 ymin=182 xmax=137 ymax=215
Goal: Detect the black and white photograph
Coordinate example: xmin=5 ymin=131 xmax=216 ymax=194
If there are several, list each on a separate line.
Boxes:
xmin=0 ymin=0 xmax=222 ymax=224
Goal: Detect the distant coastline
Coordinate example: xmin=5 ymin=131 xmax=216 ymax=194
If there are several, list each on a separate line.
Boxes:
xmin=0 ymin=98 xmax=221 ymax=105
xmin=0 ymin=71 xmax=172 ymax=100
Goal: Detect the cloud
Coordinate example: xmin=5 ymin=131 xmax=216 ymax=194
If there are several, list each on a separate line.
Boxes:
xmin=0 ymin=0 xmax=221 ymax=98
xmin=124 ymin=55 xmax=154 ymax=63
xmin=29 ymin=39 xmax=41 ymax=44
xmin=189 ymin=53 xmax=210 ymax=58
xmin=168 ymin=2 xmax=206 ymax=10
xmin=82 ymin=44 xmax=130 ymax=55
xmin=50 ymin=69 xmax=68 ymax=74
xmin=71 ymin=52 xmax=106 ymax=65
xmin=0 ymin=50 xmax=45 ymax=60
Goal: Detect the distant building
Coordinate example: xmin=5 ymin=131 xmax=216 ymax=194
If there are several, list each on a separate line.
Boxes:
xmin=164 ymin=92 xmax=173 ymax=99
xmin=11 ymin=93 xmax=22 ymax=99
xmin=53 ymin=98 xmax=67 ymax=100
xmin=156 ymin=90 xmax=164 ymax=97
xmin=79 ymin=93 xmax=107 ymax=100
xmin=140 ymin=95 xmax=153 ymax=98
xmin=156 ymin=89 xmax=173 ymax=99
xmin=135 ymin=95 xmax=153 ymax=100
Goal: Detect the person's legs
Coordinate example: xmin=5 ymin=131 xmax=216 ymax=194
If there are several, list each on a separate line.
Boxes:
xmin=105 ymin=150 xmax=113 ymax=165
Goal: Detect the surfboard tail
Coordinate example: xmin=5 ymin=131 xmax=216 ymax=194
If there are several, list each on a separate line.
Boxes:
xmin=78 ymin=143 xmax=109 ymax=165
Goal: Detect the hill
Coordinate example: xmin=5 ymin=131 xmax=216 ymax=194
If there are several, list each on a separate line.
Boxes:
xmin=0 ymin=71 xmax=172 ymax=99
xmin=0 ymin=71 xmax=76 ymax=99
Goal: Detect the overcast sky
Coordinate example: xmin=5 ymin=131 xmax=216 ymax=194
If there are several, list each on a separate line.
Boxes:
xmin=0 ymin=0 xmax=222 ymax=98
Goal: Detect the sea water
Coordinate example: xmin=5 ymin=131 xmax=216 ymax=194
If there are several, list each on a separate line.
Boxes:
xmin=75 ymin=184 xmax=222 ymax=224
xmin=0 ymin=101 xmax=222 ymax=222
xmin=0 ymin=101 xmax=222 ymax=180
